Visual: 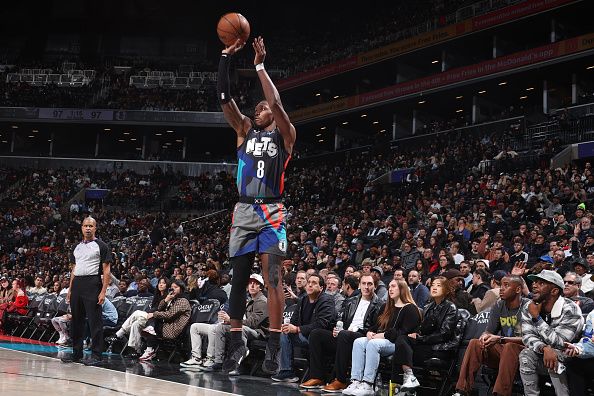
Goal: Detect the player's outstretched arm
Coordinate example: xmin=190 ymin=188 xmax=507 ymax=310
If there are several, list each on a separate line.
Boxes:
xmin=253 ymin=36 xmax=296 ymax=155
xmin=218 ymin=39 xmax=251 ymax=145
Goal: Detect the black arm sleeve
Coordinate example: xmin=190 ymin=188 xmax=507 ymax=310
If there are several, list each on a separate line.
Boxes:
xmin=217 ymin=54 xmax=232 ymax=104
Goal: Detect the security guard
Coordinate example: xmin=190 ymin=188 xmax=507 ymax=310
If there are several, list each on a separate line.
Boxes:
xmin=61 ymin=216 xmax=112 ymax=365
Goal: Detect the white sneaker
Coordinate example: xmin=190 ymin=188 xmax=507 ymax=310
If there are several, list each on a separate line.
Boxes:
xmin=351 ymin=382 xmax=374 ymax=396
xmin=401 ymin=375 xmax=420 ymax=389
xmin=180 ymin=357 xmax=202 ymax=368
xmin=55 ymin=334 xmax=65 ymax=344
xmin=139 ymin=348 xmax=156 ymax=361
xmin=342 ymin=380 xmax=362 ymax=395
xmin=201 ymin=356 xmax=215 ymax=368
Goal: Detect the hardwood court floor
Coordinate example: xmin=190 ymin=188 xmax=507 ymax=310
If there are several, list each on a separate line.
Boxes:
xmin=0 ymin=336 xmax=304 ymax=396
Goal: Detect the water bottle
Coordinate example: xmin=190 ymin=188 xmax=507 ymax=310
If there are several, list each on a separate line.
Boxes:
xmin=284 ymin=317 xmax=291 ymax=325
xmin=218 ymin=307 xmax=226 ymax=324
xmin=335 ymin=320 xmax=343 ymax=332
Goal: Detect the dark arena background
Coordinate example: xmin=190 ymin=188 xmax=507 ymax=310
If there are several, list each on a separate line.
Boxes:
xmin=0 ymin=0 xmax=593 ymax=395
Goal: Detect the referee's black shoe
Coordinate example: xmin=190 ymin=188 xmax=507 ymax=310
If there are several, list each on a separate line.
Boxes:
xmin=61 ymin=355 xmax=82 ymax=364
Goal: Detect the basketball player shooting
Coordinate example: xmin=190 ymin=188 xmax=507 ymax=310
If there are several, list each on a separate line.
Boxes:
xmin=217 ymin=36 xmax=296 ymax=375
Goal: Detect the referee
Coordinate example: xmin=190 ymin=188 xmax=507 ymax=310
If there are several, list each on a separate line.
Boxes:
xmin=62 ymin=216 xmax=112 ymax=365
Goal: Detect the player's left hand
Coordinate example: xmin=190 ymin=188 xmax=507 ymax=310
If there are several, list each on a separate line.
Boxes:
xmin=222 ymin=39 xmax=245 ymax=55
xmin=253 ymin=36 xmax=266 ymax=65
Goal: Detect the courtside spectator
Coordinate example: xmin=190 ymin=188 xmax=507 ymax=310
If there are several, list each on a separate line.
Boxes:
xmin=302 ymin=273 xmax=382 ymax=392
xmin=391 ymin=276 xmax=459 ymax=391
xmin=520 ymin=270 xmax=583 ymax=395
xmin=343 ymin=279 xmax=421 ymax=396
xmin=454 ymin=275 xmax=528 ymax=396
xmin=271 ymin=273 xmax=335 ymax=383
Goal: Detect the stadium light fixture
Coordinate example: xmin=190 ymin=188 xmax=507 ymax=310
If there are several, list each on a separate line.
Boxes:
xmin=456 ymin=109 xmax=464 ymax=113
xmin=431 ymin=60 xmax=439 ymax=64
xmin=135 ymin=147 xmax=141 ymax=150
xmin=520 ymin=96 xmax=528 ymax=99
xmin=28 ymin=135 xmax=34 ymax=138
xmin=316 ymin=133 xmax=322 ymax=137
xmin=318 ymin=139 xmax=324 ymax=143
xmin=498 ymin=82 xmax=507 ymax=86
xmin=456 ymin=95 xmax=463 ymax=99
xmin=155 ymin=133 xmax=162 ymax=136
xmin=123 ymin=132 xmax=130 ymax=135
xmin=11 ymin=125 xmax=18 ymax=129
xmin=478 ymin=90 xmax=486 ymax=94
xmin=418 ymin=100 xmax=426 ymax=104
xmin=320 ymin=126 xmax=327 ymax=130
xmin=1 ymin=140 xmax=7 ymax=143
xmin=130 ymin=138 xmax=137 ymax=141
xmin=360 ymin=114 xmax=367 ymax=117
xmin=176 ymin=139 xmax=183 ymax=143
xmin=526 ymin=87 xmax=534 ymax=91
xmin=587 ymin=65 xmax=594 ymax=70
xmin=380 ymin=129 xmax=386 ymax=132
xmin=373 ymin=121 xmax=379 ymax=124
xmin=166 ymin=130 xmax=174 ymax=133
xmin=104 ymin=128 xmax=111 ymax=131
xmin=32 ymin=129 xmax=38 ymax=132
xmin=118 ymin=139 xmax=125 ymax=142
xmin=47 ymin=139 xmax=52 ymax=142
xmin=342 ymin=121 xmax=349 ymax=125
xmin=333 ymin=95 xmax=340 ymax=99
xmin=315 ymin=93 xmax=321 ymax=96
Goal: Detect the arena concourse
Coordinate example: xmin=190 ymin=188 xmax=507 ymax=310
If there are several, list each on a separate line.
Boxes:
xmin=0 ymin=1 xmax=593 ymax=395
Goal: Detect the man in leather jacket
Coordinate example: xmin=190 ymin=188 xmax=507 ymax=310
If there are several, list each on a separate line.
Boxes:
xmin=301 ymin=274 xmax=383 ymax=392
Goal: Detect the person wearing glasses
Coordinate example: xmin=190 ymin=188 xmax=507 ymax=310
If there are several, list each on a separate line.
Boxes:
xmin=563 ymin=272 xmax=593 ymax=314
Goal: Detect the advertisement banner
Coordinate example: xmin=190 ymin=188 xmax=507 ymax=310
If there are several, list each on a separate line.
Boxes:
xmin=277 ymin=0 xmax=578 ymax=91
xmin=290 ymin=33 xmax=594 ymax=122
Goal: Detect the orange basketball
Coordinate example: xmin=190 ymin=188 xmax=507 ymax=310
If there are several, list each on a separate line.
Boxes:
xmin=217 ymin=13 xmax=250 ymax=47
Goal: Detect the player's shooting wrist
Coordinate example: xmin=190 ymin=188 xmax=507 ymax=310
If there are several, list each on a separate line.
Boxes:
xmin=255 ymin=63 xmax=265 ymax=71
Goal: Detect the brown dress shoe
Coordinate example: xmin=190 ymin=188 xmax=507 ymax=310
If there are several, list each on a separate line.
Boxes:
xmin=322 ymin=379 xmax=348 ymax=393
xmin=300 ymin=378 xmax=325 ymax=389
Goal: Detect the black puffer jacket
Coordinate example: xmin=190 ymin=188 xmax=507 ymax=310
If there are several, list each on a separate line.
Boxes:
xmin=416 ymin=299 xmax=459 ymax=351
xmin=340 ymin=293 xmax=383 ymax=334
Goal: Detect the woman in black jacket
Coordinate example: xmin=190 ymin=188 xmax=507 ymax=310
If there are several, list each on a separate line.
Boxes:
xmin=392 ymin=275 xmax=458 ymax=391
xmin=343 ymin=279 xmax=422 ymax=396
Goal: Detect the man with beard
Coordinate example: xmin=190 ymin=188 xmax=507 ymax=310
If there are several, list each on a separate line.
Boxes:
xmin=519 ymin=270 xmax=583 ymax=396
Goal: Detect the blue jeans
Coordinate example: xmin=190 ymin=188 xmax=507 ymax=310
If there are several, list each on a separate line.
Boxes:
xmin=351 ymin=337 xmax=395 ymax=383
xmin=280 ymin=332 xmax=309 ymax=371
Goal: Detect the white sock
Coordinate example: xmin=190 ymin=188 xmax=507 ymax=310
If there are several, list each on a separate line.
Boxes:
xmin=115 ymin=329 xmax=125 ymax=338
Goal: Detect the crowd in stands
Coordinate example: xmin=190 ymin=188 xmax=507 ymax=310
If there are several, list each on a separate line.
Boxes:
xmin=0 ymin=123 xmax=593 ymax=394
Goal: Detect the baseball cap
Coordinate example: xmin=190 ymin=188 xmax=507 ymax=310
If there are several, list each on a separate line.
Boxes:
xmin=0 ymin=276 xmax=7 ymax=282
xmin=476 ymin=259 xmax=490 ymax=268
xmin=527 ymin=269 xmax=564 ymax=290
xmin=538 ymin=255 xmax=554 ymax=264
xmin=578 ymin=202 xmax=586 ymax=211
xmin=443 ymin=269 xmax=464 ymax=280
xmin=371 ymin=266 xmax=384 ymax=276
xmin=492 ymin=270 xmax=507 ymax=282
xmin=249 ymin=273 xmax=264 ymax=287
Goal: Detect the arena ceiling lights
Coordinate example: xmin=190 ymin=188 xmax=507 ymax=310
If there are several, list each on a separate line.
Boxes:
xmin=498 ymin=82 xmax=507 ymax=86
xmin=418 ymin=100 xmax=426 ymax=104
xmin=587 ymin=65 xmax=594 ymax=70
xmin=456 ymin=95 xmax=463 ymax=99
xmin=478 ymin=90 xmax=486 ymax=94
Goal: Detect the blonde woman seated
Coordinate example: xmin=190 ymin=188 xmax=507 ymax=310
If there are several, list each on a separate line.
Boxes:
xmin=343 ymin=279 xmax=421 ymax=396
